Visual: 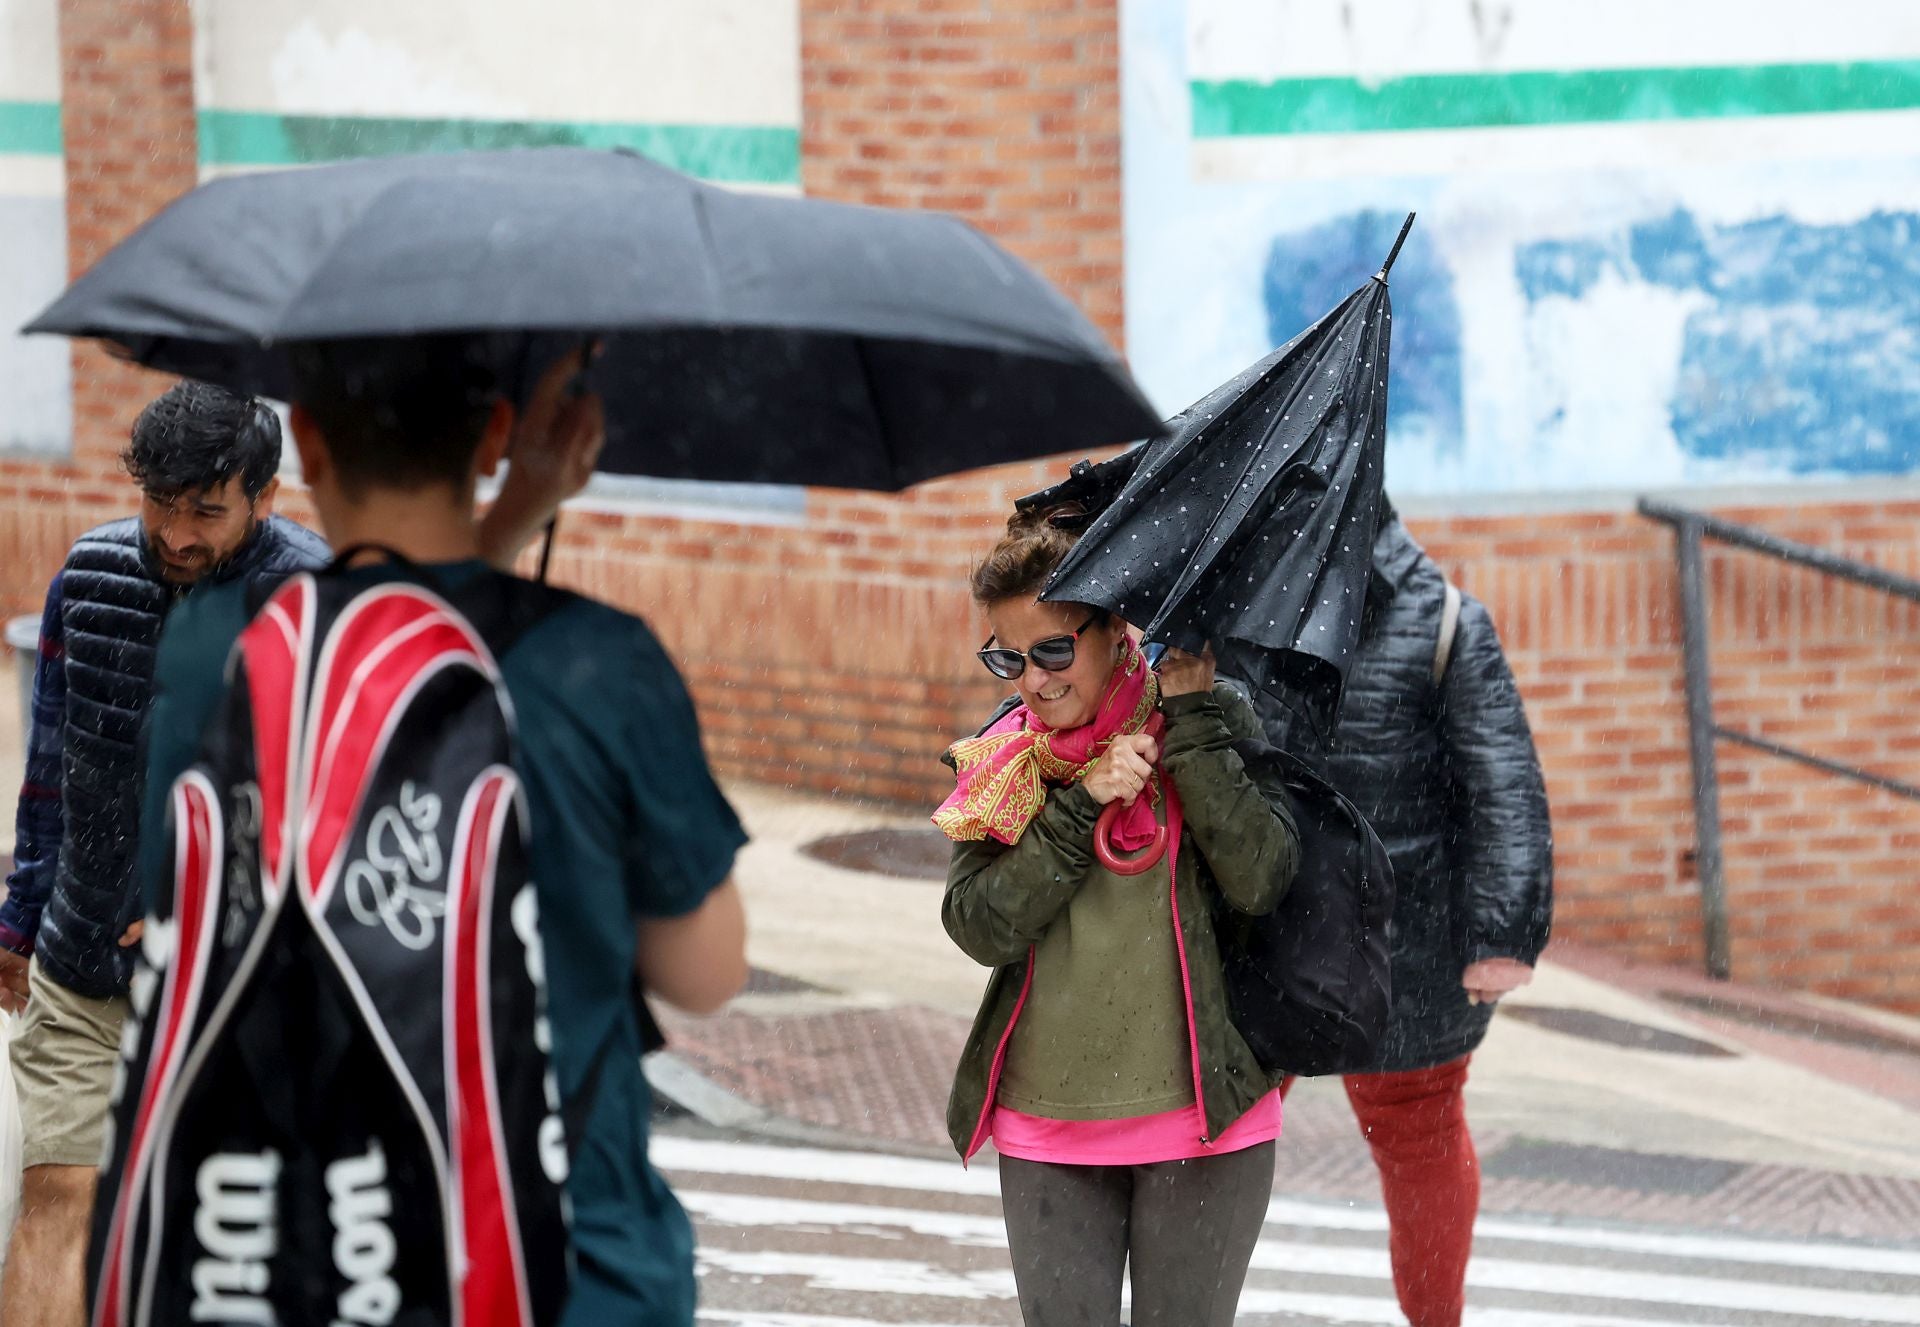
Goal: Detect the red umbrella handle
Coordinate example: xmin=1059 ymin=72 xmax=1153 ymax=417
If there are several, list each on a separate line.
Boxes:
xmin=1093 ymin=800 xmax=1168 ymax=876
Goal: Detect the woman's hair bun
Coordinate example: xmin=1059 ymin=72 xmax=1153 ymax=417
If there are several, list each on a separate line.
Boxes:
xmin=974 ymin=502 xmax=1092 ymax=607
xmin=1008 ymin=500 xmax=1093 ymax=536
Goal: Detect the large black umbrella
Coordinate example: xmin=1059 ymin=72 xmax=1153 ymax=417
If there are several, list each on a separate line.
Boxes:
xmin=25 ymin=146 xmax=1159 ymax=491
xmin=1031 ymin=214 xmax=1414 ymax=731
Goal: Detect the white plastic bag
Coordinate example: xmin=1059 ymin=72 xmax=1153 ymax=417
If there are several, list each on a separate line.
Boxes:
xmin=0 ymin=1010 xmax=21 ymax=1269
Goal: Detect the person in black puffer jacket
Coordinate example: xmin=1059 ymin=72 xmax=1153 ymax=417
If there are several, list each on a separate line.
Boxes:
xmin=0 ymin=383 xmax=328 ymax=1327
xmin=1258 ymin=500 xmax=1552 ymax=1327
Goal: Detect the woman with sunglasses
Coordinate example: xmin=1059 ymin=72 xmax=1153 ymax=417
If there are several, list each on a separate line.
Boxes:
xmin=934 ymin=505 xmax=1302 ymax=1327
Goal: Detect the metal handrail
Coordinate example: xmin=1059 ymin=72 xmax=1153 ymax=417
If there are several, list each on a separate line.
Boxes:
xmin=1638 ymin=498 xmax=1920 ymax=603
xmin=1637 ymin=497 xmax=1920 ymax=979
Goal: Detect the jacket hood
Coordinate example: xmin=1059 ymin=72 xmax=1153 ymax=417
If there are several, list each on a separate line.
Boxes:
xmin=1369 ymin=514 xmax=1445 ymax=612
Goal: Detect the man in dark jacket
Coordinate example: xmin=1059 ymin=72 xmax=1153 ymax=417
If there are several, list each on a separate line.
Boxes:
xmin=1262 ymin=503 xmax=1553 ymax=1327
xmin=0 ymin=383 xmax=329 ymax=1327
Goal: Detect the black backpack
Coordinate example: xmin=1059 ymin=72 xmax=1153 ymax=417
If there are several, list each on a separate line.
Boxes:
xmin=1214 ymin=738 xmax=1395 ymax=1077
xmin=91 ymin=564 xmax=577 ymax=1327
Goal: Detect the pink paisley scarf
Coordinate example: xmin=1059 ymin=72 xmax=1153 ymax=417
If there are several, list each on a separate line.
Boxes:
xmin=934 ymin=638 xmax=1164 ymax=849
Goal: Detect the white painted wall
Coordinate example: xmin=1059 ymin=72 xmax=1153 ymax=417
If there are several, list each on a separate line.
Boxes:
xmin=1128 ymin=0 xmax=1920 ymax=498
xmin=192 ymin=0 xmax=799 ymax=129
xmin=1187 ymin=0 xmax=1920 ymax=79
xmin=0 ymin=0 xmax=70 ymax=456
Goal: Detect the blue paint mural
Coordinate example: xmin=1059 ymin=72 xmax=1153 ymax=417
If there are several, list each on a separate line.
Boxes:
xmin=1123 ymin=0 xmax=1920 ymax=495
xmin=1517 ymin=210 xmax=1920 ymax=475
xmin=1263 ymin=209 xmax=1465 ymax=458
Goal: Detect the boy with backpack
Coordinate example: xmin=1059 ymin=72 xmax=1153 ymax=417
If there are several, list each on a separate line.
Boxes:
xmin=124 ymin=337 xmax=748 ymax=1325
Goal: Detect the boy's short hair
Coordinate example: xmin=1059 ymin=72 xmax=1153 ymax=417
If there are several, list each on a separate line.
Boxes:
xmin=287 ymin=335 xmax=508 ymax=496
xmin=122 ymin=381 xmax=282 ymax=501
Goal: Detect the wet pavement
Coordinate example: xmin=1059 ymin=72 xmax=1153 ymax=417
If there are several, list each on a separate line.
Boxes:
xmin=9 ymin=736 xmax=1920 ymax=1319
xmin=641 ymin=779 xmax=1920 ymax=1327
xmin=698 ymin=779 xmax=1920 ymax=1159
xmin=657 ymin=991 xmax=1920 ymax=1244
xmin=661 ymin=1122 xmax=1920 ymax=1326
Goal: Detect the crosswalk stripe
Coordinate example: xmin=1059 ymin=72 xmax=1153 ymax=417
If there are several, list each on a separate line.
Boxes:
xmin=681 ymin=1187 xmax=1920 ymax=1324
xmin=656 ymin=1136 xmax=998 ymax=1196
xmin=1264 ymin=1198 xmax=1920 ymax=1279
xmin=657 ymin=1135 xmax=1920 ymax=1280
xmin=1245 ymin=1242 xmax=1920 ymax=1325
xmin=683 ymin=1189 xmax=1004 ymax=1245
xmin=694 ymin=1248 xmax=1750 ymax=1327
xmin=698 ymin=1314 xmax=990 ymax=1327
xmin=1230 ymin=1290 xmax=1727 ymax=1327
xmin=699 ymin=1249 xmax=1016 ymax=1301
xmin=695 ymin=1290 xmax=1732 ymax=1327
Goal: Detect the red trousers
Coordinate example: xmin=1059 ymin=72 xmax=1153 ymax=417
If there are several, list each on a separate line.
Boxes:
xmin=1286 ymin=1056 xmax=1479 ymax=1327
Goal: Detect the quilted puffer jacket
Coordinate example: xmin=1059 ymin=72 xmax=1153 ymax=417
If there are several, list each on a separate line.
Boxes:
xmin=1259 ymin=515 xmax=1553 ymax=1072
xmin=37 ymin=515 xmax=328 ymax=996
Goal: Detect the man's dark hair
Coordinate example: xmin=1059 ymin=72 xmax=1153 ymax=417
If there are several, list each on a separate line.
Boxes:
xmin=287 ymin=335 xmax=507 ymax=497
xmin=122 ymin=381 xmax=282 ymax=501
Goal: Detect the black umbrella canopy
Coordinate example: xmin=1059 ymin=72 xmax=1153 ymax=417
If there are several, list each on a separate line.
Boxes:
xmin=25 ymin=147 xmax=1159 ymax=491
xmin=1038 ymin=215 xmax=1412 ymax=728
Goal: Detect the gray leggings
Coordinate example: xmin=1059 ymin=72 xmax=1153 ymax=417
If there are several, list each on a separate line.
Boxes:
xmin=998 ymin=1141 xmax=1275 ymax=1327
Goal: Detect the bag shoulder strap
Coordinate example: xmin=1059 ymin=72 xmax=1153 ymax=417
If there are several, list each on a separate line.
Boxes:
xmin=305 ymin=547 xmax=571 ymax=661
xmin=1229 ymin=736 xmax=1366 ymax=833
xmin=1433 ymin=581 xmax=1462 ymax=686
xmin=451 ymin=572 xmax=575 ymax=661
xmin=976 ymin=693 xmax=1023 ymax=737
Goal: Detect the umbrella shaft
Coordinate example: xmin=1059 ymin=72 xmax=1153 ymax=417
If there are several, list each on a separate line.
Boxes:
xmin=1375 ymin=212 xmax=1417 ymax=283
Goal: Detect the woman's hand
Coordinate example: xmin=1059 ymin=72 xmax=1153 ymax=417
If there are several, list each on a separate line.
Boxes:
xmin=1157 ymin=644 xmax=1216 ymax=698
xmin=1462 ymin=957 xmax=1534 ymax=1006
xmin=1083 ymin=732 xmax=1160 ymax=807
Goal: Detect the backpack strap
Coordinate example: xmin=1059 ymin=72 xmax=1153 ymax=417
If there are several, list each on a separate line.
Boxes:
xmin=561 ymin=1025 xmax=621 ymax=1163
xmin=326 ymin=542 xmax=415 ymax=574
xmin=1433 ymin=581 xmax=1462 ymax=686
xmin=560 ymin=979 xmax=664 ymax=1164
xmin=454 ymin=573 xmax=573 ymax=661
xmin=316 ymin=546 xmax=568 ymax=661
xmin=241 ymin=571 xmax=284 ymax=619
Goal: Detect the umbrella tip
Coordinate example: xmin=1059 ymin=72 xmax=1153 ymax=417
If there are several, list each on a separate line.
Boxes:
xmin=1373 ymin=212 xmax=1417 ymax=285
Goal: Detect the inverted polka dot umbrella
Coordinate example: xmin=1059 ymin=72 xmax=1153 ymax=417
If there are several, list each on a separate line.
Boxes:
xmin=1032 ymin=214 xmax=1414 ymax=734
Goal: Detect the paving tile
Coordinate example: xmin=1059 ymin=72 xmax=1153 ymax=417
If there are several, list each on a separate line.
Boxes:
xmin=656 ymin=998 xmax=1920 ymax=1243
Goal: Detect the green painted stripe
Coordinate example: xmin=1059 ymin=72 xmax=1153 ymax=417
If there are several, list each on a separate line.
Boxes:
xmin=1192 ymin=60 xmax=1920 ymax=137
xmin=197 ymin=110 xmax=799 ymax=185
xmin=0 ymin=101 xmax=62 ymax=156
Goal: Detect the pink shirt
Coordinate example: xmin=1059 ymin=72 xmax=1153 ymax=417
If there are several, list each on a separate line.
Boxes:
xmin=959 ymin=776 xmax=1284 ymax=1168
xmin=990 ymin=1090 xmax=1283 ymax=1167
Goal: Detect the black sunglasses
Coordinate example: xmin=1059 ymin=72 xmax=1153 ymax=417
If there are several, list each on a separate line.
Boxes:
xmin=978 ymin=613 xmax=1102 ymax=681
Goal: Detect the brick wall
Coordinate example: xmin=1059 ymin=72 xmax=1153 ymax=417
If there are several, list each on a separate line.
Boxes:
xmin=0 ymin=0 xmax=196 ymax=603
xmin=599 ymin=0 xmax=1131 ymax=804
xmin=5 ymin=0 xmax=1919 ymax=1012
xmin=1418 ymin=502 xmax=1920 ymax=1011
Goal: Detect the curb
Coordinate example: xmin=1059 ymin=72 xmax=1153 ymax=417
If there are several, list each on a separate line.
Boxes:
xmin=643 ymin=1050 xmax=956 ymax=1160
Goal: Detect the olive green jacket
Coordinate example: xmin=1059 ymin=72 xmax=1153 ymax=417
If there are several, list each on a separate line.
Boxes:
xmin=941 ymin=684 xmax=1302 ymax=1159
